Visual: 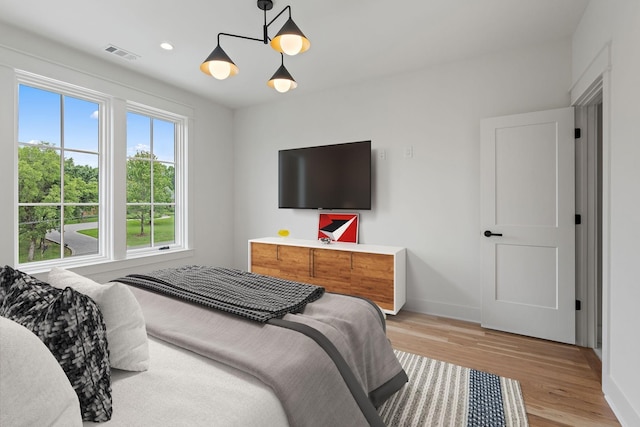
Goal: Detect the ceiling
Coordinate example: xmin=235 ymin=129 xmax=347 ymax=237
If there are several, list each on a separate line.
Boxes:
xmin=0 ymin=0 xmax=589 ymax=110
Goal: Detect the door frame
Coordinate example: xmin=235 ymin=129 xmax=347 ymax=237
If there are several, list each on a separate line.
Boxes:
xmin=570 ymin=43 xmax=611 ymax=370
xmin=574 ymin=88 xmax=603 ymax=350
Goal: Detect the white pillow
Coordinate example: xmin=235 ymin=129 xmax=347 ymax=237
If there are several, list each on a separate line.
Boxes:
xmin=48 ymin=267 xmax=150 ymax=371
xmin=0 ymin=316 xmax=82 ymax=427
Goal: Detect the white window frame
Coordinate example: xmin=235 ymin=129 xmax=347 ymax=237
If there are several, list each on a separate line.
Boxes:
xmin=15 ymin=72 xmax=110 ymax=270
xmin=124 ymin=101 xmax=187 ymax=257
xmin=15 ymin=71 xmax=189 ymax=273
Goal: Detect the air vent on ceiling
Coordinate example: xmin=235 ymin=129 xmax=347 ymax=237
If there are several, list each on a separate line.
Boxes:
xmin=103 ymin=44 xmax=140 ymax=61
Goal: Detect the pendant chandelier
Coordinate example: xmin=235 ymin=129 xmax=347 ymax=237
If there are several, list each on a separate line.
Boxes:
xmin=200 ymin=0 xmax=310 ymax=93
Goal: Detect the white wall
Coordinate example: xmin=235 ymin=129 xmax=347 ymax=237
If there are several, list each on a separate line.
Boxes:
xmin=0 ymin=22 xmax=235 ymax=283
xmin=573 ymin=1 xmax=640 ymax=425
xmin=232 ymin=39 xmax=572 ymax=321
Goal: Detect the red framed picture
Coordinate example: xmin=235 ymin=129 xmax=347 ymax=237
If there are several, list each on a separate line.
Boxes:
xmin=318 ymin=213 xmax=359 ymax=243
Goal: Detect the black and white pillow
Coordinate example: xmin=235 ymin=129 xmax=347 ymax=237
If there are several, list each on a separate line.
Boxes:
xmin=0 ymin=264 xmax=21 ymax=305
xmin=0 ymin=266 xmax=112 ymax=422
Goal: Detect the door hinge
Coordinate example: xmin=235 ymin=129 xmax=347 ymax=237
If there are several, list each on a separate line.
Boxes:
xmin=576 ymin=300 xmax=582 ymax=310
xmin=575 ymin=128 xmax=581 ymax=139
xmin=575 ymin=214 xmax=582 ymax=225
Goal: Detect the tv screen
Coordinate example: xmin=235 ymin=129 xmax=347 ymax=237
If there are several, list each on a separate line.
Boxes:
xmin=278 ymin=141 xmax=371 ymax=210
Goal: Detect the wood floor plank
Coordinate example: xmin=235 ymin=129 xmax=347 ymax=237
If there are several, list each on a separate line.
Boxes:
xmin=386 ymin=311 xmax=620 ymax=426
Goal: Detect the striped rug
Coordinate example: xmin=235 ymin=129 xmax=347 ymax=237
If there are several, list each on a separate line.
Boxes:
xmin=379 ymin=350 xmax=528 ymax=427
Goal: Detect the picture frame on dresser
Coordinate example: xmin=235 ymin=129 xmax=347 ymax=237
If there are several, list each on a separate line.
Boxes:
xmin=318 ymin=213 xmax=359 ymax=243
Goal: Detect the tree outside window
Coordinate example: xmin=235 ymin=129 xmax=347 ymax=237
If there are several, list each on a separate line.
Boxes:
xmin=17 ymin=85 xmax=100 ymax=263
xmin=126 ymin=112 xmax=176 ymax=250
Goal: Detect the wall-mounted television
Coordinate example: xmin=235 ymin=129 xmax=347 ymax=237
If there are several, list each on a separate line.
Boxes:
xmin=278 ymin=140 xmax=371 ymax=210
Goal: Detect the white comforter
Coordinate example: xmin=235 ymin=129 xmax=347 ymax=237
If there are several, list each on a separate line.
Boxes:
xmin=84 ymin=336 xmax=288 ymax=427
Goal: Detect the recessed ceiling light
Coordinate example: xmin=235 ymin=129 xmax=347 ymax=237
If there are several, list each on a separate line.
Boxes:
xmin=160 ymin=42 xmax=174 ymax=51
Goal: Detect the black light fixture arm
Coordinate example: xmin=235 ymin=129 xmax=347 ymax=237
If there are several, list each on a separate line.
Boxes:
xmin=265 ymin=5 xmax=291 ymax=34
xmin=216 ymin=2 xmax=293 ymax=47
xmin=218 ymin=5 xmax=291 ymax=44
xmin=217 ymin=32 xmax=264 ymax=46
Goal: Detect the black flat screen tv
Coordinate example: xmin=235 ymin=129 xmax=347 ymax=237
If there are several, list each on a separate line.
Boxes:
xmin=278 ymin=140 xmax=371 ymax=210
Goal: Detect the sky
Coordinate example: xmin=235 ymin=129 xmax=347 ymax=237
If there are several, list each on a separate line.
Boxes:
xmin=18 ymin=84 xmax=175 ymax=168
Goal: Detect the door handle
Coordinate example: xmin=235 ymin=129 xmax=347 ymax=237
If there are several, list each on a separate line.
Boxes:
xmin=484 ymin=230 xmax=503 ymax=237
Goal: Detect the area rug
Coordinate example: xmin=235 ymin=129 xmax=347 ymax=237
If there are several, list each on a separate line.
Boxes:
xmin=379 ymin=350 xmax=529 ymax=427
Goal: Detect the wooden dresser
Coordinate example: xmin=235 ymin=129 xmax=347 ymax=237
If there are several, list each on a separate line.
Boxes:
xmin=248 ymin=237 xmax=406 ymax=314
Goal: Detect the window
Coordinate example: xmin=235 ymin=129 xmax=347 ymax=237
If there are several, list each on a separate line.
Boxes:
xmin=16 ymin=73 xmax=188 ymax=269
xmin=17 ymin=83 xmax=101 ymax=264
xmin=126 ymin=109 xmax=178 ymax=251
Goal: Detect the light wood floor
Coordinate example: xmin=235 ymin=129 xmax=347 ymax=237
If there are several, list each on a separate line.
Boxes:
xmin=385 ymin=310 xmax=620 ymax=427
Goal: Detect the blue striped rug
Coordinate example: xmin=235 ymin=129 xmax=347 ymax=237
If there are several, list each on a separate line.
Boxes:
xmin=379 ymin=350 xmax=528 ymax=427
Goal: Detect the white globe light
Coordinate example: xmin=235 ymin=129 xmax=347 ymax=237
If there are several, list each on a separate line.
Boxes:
xmin=209 ymin=61 xmax=232 ymax=80
xmin=279 ymin=35 xmax=303 ymax=56
xmin=273 ymin=79 xmax=292 ymax=93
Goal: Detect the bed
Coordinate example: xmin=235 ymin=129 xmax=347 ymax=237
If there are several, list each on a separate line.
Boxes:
xmin=84 ymin=335 xmax=290 ymax=426
xmin=0 ymin=265 xmax=407 ymax=427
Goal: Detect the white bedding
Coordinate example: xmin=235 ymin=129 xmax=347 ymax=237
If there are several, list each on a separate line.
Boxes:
xmin=84 ymin=336 xmax=289 ymax=427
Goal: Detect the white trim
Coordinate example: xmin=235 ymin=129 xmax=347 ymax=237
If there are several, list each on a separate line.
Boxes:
xmin=574 ymin=101 xmax=602 ymax=349
xmin=568 ymin=35 xmax=640 ymax=423
xmin=24 ymin=248 xmax=195 ymax=276
xmin=600 ymin=67 xmax=616 ymax=423
xmin=572 ymin=48 xmax=626 ymax=424
xmin=123 ymin=102 xmax=187 ymax=255
xmin=4 ymin=67 xmax=19 ymax=267
xmin=574 ymin=106 xmax=588 ymax=347
xmin=403 ymin=297 xmax=481 ymax=323
xmin=585 ymin=102 xmax=601 ymax=350
xmin=574 ymin=36 xmax=639 ymax=422
xmin=570 ymin=42 xmax=611 ymax=105
xmin=112 ymin=98 xmax=128 ymax=260
xmin=604 ymin=375 xmax=640 ymax=427
xmin=15 ymin=73 xmax=109 ymax=268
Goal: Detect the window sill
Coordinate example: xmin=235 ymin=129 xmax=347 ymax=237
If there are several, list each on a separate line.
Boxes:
xmin=19 ymin=248 xmax=195 ymax=277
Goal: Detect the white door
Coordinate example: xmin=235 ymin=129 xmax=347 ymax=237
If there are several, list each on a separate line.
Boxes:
xmin=480 ymin=107 xmax=575 ymax=344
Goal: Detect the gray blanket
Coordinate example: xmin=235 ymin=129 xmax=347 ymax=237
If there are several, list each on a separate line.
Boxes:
xmin=126 ymin=285 xmax=407 ymax=426
xmin=117 ymin=266 xmax=324 ymax=322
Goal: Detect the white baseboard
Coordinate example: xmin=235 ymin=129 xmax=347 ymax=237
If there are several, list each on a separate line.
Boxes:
xmin=403 ymin=298 xmax=481 ymax=323
xmin=603 ymin=375 xmax=640 ymax=427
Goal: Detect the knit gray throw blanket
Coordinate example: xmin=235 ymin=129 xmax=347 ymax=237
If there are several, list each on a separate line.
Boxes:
xmin=116 ymin=266 xmax=325 ymax=322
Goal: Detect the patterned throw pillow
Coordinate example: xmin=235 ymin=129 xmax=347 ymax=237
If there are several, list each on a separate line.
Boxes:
xmin=0 ymin=264 xmax=21 ymax=305
xmin=0 ymin=266 xmax=112 ymax=422
xmin=48 ymin=267 xmax=150 ymax=371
